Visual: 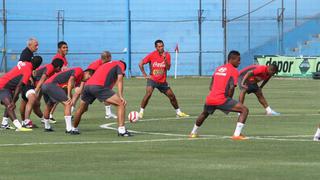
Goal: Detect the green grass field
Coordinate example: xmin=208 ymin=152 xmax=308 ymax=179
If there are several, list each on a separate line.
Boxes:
xmin=0 ymin=77 xmax=319 ymax=180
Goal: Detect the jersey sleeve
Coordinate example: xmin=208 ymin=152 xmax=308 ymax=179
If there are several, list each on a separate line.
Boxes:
xmin=142 ymin=53 xmax=152 ymax=64
xmin=45 ymin=65 xmax=54 ymax=77
xmin=116 ymin=65 xmax=125 ymax=75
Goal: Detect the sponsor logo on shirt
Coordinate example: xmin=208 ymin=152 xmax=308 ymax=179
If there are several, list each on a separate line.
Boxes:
xmin=215 ymin=67 xmax=227 ymax=76
xmin=152 ymin=61 xmax=166 ymax=68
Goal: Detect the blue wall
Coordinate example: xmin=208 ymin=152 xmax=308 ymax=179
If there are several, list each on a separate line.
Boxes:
xmin=1 ymin=0 xmax=320 ymax=75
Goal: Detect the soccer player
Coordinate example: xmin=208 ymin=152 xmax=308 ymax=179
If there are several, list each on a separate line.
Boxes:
xmin=72 ymin=60 xmax=131 ymax=136
xmin=138 ymin=39 xmax=189 ymax=118
xmin=0 ymin=56 xmax=42 ymax=131
xmin=20 ymin=58 xmax=64 ymax=128
xmin=238 ymin=64 xmax=279 ymax=115
xmin=86 ymin=51 xmax=117 ymax=119
xmin=189 ymin=51 xmax=249 ymax=140
xmin=48 ymin=41 xmax=69 ymax=122
xmin=41 ymin=67 xmax=93 ymax=133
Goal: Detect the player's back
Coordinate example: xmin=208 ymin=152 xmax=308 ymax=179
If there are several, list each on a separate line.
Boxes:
xmin=206 ymin=63 xmax=238 ymax=105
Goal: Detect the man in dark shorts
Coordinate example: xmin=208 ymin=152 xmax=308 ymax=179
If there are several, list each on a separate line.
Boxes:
xmin=138 ymin=39 xmax=189 ymax=118
xmin=189 ymin=51 xmax=249 ymax=140
xmin=41 ymin=67 xmax=93 ymax=133
xmin=238 ymin=64 xmax=279 ymax=115
xmin=0 ymin=56 xmax=42 ymax=131
xmin=19 ymin=58 xmax=64 ymax=128
xmin=86 ymin=51 xmax=117 ymax=119
xmin=48 ymin=41 xmax=69 ymax=122
xmin=72 ymin=61 xmax=131 ymax=137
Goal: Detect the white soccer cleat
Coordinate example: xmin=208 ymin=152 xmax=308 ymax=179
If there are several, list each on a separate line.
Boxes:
xmin=313 ymin=136 xmax=320 ymax=141
xmin=266 ymin=110 xmax=280 ymax=116
xmin=105 ymin=113 xmax=118 ymax=119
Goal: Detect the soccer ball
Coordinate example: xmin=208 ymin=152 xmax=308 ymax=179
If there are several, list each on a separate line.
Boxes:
xmin=128 ymin=111 xmax=139 ymax=123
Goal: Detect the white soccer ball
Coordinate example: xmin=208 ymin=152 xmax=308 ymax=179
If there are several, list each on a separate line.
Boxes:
xmin=128 ymin=111 xmax=139 ymax=123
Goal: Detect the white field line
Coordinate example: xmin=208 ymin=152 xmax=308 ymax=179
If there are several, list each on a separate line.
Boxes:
xmin=0 ymin=114 xmax=318 ymax=147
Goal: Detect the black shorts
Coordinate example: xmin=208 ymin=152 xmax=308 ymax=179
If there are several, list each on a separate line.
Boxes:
xmin=21 ymin=85 xmax=36 ymax=102
xmin=81 ymin=85 xmax=115 ymax=104
xmin=238 ymin=77 xmax=260 ymax=94
xmin=42 ymin=84 xmax=68 ymax=104
xmin=0 ymin=89 xmax=12 ymax=103
xmin=147 ymin=79 xmax=170 ymax=93
xmin=204 ymin=98 xmax=238 ymax=114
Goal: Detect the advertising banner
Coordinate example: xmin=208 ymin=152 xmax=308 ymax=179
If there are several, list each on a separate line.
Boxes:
xmin=254 ymin=55 xmax=320 ymax=77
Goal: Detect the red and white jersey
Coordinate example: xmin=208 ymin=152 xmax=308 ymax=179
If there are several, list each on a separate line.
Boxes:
xmin=142 ymin=50 xmax=171 ymax=83
xmin=206 ymin=63 xmax=239 ymax=105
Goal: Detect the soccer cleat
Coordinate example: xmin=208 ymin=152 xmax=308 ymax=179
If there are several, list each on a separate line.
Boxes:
xmin=105 ymin=113 xmax=118 ymax=119
xmin=1 ymin=124 xmax=15 ymax=130
xmin=44 ymin=128 xmax=54 ymax=132
xmin=266 ymin=110 xmax=280 ymax=116
xmin=22 ymin=120 xmax=38 ymax=128
xmin=118 ymin=130 xmax=133 ymax=137
xmin=15 ymin=127 xmax=33 ymax=132
xmin=65 ymin=130 xmax=71 ymax=134
xmin=189 ymin=133 xmax=198 ymax=138
xmin=231 ymin=134 xmax=248 ymax=140
xmin=49 ymin=118 xmax=57 ymax=124
xmin=138 ymin=112 xmax=144 ymax=119
xmin=313 ymin=136 xmax=320 ymax=141
xmin=70 ymin=128 xmax=80 ymax=135
xmin=176 ymin=112 xmax=190 ymax=118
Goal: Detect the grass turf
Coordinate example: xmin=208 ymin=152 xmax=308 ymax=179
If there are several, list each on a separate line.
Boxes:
xmin=0 ymin=77 xmax=319 ymax=180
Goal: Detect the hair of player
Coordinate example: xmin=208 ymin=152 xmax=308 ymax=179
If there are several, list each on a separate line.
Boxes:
xmin=51 ymin=58 xmax=64 ymax=68
xmin=154 ymin=39 xmax=164 ymax=46
xmin=227 ymin=50 xmax=240 ymax=60
xmin=58 ymin=41 xmax=68 ymax=49
xmin=101 ymin=51 xmax=111 ymax=60
xmin=31 ymin=56 xmax=43 ymax=69
xmin=27 ymin=37 xmax=38 ymax=46
xmin=84 ymin=69 xmax=95 ymax=75
xmin=269 ymin=64 xmax=279 ymax=73
xmin=119 ymin=60 xmax=127 ymax=71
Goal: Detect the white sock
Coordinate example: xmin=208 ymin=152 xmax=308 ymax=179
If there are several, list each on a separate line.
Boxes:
xmin=139 ymin=108 xmax=144 ymax=113
xmin=71 ymin=106 xmax=75 ymax=113
xmin=105 ymin=105 xmax=111 ymax=115
xmin=13 ymin=119 xmax=22 ymax=129
xmin=64 ymin=116 xmax=72 ymax=131
xmin=175 ymin=108 xmax=181 ymax=114
xmin=24 ymin=119 xmax=31 ymax=124
xmin=118 ymin=126 xmax=126 ymax=134
xmin=315 ymin=128 xmax=320 ymax=137
xmin=233 ymin=122 xmax=245 ymax=136
xmin=191 ymin=124 xmax=199 ymax=134
xmin=1 ymin=117 xmax=9 ymax=125
xmin=49 ymin=114 xmax=53 ymax=119
xmin=44 ymin=119 xmax=51 ymax=129
xmin=266 ymin=106 xmax=272 ymax=113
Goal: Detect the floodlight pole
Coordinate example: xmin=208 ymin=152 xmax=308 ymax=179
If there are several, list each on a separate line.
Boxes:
xmin=222 ymin=0 xmax=227 ymax=64
xmin=125 ymin=0 xmax=131 ymax=77
xmin=198 ymin=0 xmax=203 ymax=76
xmin=2 ymin=0 xmax=7 ymax=72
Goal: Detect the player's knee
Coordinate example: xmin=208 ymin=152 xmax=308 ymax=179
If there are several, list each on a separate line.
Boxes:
xmin=241 ymin=106 xmax=249 ymax=114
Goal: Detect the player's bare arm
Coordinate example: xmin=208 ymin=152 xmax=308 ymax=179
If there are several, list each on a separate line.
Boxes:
xmin=260 ymin=77 xmax=270 ymax=89
xmin=163 ymin=52 xmax=171 ymax=70
xmin=67 ymin=76 xmax=75 ymax=100
xmin=241 ymin=70 xmax=254 ymax=89
xmin=139 ymin=60 xmax=149 ymax=79
xmin=35 ymin=74 xmax=47 ymax=94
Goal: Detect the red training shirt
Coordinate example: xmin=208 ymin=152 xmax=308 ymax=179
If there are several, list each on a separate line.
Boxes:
xmin=0 ymin=62 xmax=33 ymax=90
xmin=44 ymin=67 xmax=83 ymax=88
xmin=206 ymin=63 xmax=239 ymax=105
xmin=52 ymin=53 xmax=68 ymax=68
xmin=142 ymin=50 xmax=171 ymax=83
xmin=85 ymin=61 xmax=125 ymax=89
xmin=239 ymin=65 xmax=270 ymax=83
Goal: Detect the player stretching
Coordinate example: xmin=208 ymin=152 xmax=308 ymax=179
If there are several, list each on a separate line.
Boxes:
xmin=0 ymin=56 xmax=42 ymax=131
xmin=72 ymin=61 xmax=131 ymax=136
xmin=189 ymin=51 xmax=249 ymax=140
xmin=138 ymin=39 xmax=189 ymax=118
xmin=86 ymin=51 xmax=117 ymax=119
xmin=238 ymin=64 xmax=279 ymax=115
xmin=41 ymin=67 xmax=92 ymax=133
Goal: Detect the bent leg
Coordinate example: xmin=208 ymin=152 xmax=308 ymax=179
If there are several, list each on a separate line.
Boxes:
xmin=73 ymin=100 xmax=89 ymax=128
